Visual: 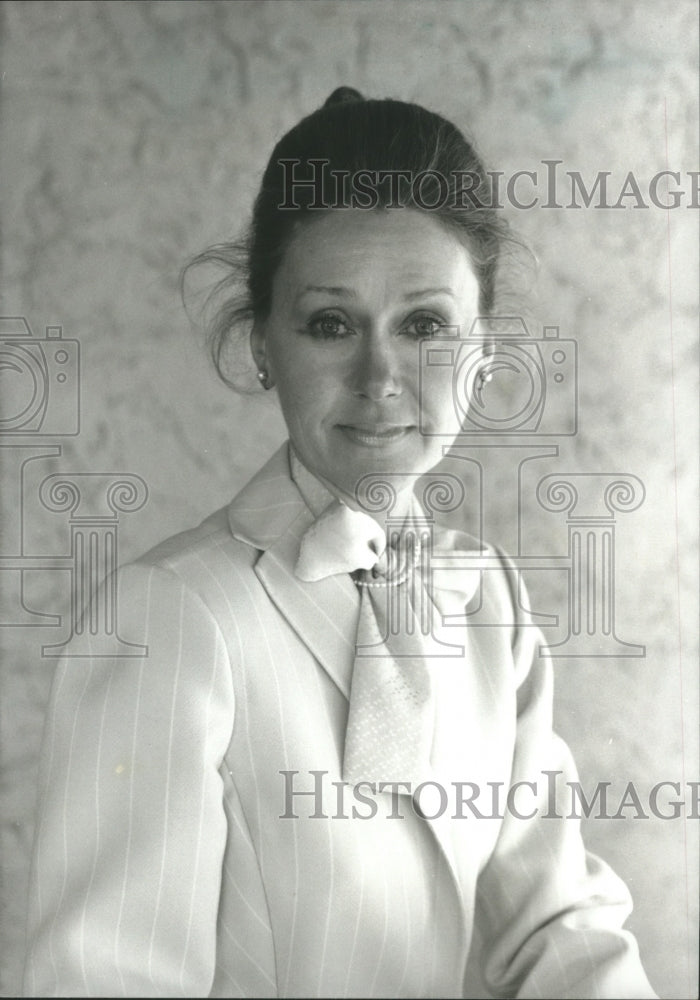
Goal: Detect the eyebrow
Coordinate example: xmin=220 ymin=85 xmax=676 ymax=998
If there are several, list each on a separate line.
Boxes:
xmin=403 ymin=286 xmax=456 ymax=301
xmin=300 ymin=285 xmax=355 ymax=298
xmin=297 ymin=285 xmax=457 ymax=301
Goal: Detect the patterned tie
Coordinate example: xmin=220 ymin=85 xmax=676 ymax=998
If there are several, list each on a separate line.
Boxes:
xmin=343 ymin=528 xmax=441 ymax=786
xmin=292 ymin=454 xmax=478 ymax=787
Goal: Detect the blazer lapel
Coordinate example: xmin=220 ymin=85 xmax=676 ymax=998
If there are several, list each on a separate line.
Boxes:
xmin=255 ymin=530 xmax=360 ymax=700
xmin=227 ymin=443 xmax=360 ymax=700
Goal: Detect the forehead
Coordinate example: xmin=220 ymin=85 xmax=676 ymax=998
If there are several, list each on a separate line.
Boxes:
xmin=274 ymin=208 xmax=479 ymax=301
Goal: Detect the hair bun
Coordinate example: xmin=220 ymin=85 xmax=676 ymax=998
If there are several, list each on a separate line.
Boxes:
xmin=323 ymin=86 xmax=364 ymax=108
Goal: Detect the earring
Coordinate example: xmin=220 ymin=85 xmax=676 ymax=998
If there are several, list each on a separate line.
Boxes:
xmin=257 ymin=369 xmax=272 ymax=390
xmin=476 ymin=369 xmax=493 ymax=390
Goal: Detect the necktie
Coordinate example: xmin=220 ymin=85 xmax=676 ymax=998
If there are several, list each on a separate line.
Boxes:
xmin=291 ymin=450 xmax=480 ymax=787
xmin=296 ymin=512 xmax=481 ymax=790
xmin=344 ymin=527 xmax=440 ymax=787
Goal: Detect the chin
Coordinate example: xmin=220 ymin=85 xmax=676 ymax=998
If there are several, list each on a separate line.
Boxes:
xmin=335 ymin=450 xmax=430 ymax=490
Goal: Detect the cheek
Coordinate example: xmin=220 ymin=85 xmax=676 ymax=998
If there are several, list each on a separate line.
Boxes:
xmin=417 ymin=370 xmax=455 ymax=430
xmin=273 ymin=337 xmax=345 ymax=392
xmin=272 ymin=349 xmax=339 ymax=428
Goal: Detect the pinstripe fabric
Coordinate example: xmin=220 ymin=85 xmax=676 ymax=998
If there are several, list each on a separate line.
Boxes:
xmin=23 ymin=443 xmax=656 ymax=998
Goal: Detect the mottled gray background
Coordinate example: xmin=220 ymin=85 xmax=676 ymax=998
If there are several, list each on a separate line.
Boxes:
xmin=1 ymin=2 xmax=698 ymax=997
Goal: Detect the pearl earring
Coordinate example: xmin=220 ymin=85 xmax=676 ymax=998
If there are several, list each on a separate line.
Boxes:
xmin=257 ymin=370 xmax=272 ymax=390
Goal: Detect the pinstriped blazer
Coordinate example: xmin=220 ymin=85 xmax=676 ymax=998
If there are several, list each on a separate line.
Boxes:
xmin=23 ymin=443 xmax=656 ymax=999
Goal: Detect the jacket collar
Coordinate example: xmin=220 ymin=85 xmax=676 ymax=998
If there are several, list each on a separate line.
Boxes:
xmin=227 ymin=442 xmax=360 ymax=699
xmin=227 ymin=442 xmax=307 ymax=550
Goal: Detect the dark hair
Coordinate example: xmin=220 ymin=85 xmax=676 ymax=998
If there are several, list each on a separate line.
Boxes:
xmin=184 ymin=88 xmax=523 ymax=391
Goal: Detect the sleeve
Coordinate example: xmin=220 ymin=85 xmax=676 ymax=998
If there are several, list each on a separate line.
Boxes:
xmin=22 ymin=561 xmax=235 ymax=998
xmin=474 ymin=555 xmax=658 ymax=1000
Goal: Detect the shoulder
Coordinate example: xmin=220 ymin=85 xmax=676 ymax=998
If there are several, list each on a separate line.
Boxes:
xmin=125 ymin=505 xmax=259 ymax=607
xmin=139 ymin=505 xmax=256 ymax=569
xmin=449 ymin=533 xmax=537 ymax=681
xmin=104 ymin=506 xmax=259 ymax=664
xmin=480 ymin=543 xmax=522 ymax=622
xmin=435 ymin=520 xmax=518 ymax=628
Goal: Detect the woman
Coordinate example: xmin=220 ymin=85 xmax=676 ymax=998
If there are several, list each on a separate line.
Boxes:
xmin=23 ymin=89 xmax=656 ymax=998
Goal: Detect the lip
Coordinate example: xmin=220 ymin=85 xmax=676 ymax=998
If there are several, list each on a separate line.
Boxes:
xmin=338 ymin=424 xmax=413 ymax=447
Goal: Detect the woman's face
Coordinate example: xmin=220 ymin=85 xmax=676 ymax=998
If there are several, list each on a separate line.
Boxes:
xmin=252 ymin=208 xmax=481 ymax=502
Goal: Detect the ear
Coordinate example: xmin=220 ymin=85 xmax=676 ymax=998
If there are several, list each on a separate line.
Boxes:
xmin=250 ymin=321 xmax=267 ymax=372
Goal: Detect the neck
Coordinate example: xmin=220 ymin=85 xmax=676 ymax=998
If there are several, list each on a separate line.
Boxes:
xmin=289 ymin=445 xmax=416 ymax=532
xmin=322 ymin=475 xmax=416 ymax=533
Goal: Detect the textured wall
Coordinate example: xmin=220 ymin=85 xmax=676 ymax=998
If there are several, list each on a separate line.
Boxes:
xmin=1 ymin=1 xmax=697 ymax=997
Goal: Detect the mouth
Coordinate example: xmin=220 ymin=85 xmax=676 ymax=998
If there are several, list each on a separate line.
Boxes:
xmin=337 ymin=424 xmax=413 ymax=447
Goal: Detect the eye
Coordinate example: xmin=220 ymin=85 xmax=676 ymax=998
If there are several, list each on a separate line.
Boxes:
xmin=306 ymin=311 xmax=355 ymax=340
xmin=401 ymin=312 xmax=447 ymax=339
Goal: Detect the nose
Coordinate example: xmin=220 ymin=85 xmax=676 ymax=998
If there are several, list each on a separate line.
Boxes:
xmin=350 ymin=334 xmax=402 ymax=401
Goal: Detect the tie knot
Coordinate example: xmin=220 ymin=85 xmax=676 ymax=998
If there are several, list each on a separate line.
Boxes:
xmin=295 ymin=500 xmax=387 ymax=582
xmin=356 ymin=529 xmax=422 ymax=588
